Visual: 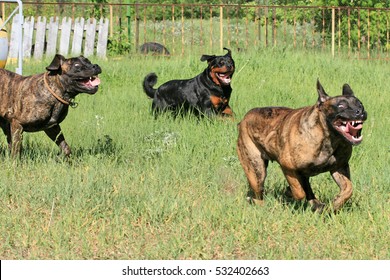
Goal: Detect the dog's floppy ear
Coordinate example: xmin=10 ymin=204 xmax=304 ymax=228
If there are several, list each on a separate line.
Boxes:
xmin=200 ymin=54 xmax=216 ymax=64
xmin=46 ymin=54 xmax=66 ymax=71
xmin=342 ymin=84 xmax=355 ymax=97
xmin=316 ymin=79 xmax=330 ymax=105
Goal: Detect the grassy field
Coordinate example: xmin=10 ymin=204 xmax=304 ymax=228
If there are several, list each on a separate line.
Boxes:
xmin=0 ymin=48 xmax=389 ymax=259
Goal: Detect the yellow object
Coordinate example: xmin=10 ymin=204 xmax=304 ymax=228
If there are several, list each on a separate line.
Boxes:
xmin=0 ymin=18 xmax=9 ymax=69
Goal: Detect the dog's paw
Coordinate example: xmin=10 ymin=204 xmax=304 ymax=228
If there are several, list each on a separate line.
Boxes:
xmin=246 ymin=196 xmax=264 ymax=206
xmin=309 ymin=199 xmax=326 ymax=213
xmin=284 ymin=186 xmax=293 ymax=198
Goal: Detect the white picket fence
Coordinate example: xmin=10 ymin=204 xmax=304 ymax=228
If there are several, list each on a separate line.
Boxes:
xmin=8 ymin=16 xmax=109 ymax=60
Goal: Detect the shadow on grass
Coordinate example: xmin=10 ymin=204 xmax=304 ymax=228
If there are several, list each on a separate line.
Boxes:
xmin=72 ymin=134 xmax=119 ymax=160
xmin=0 ymin=134 xmax=120 ymax=163
xmin=245 ymin=183 xmax=359 ymax=216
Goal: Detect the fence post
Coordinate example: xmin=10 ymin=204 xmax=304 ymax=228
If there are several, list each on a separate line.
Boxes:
xmin=264 ymin=6 xmax=268 ymax=47
xmin=135 ymin=5 xmax=139 ymax=52
xmin=367 ymin=9 xmax=370 ymax=59
xmin=109 ymin=4 xmax=113 ymax=38
xmin=331 ymin=7 xmax=335 ymax=58
xmin=1 ymin=3 xmax=5 ymax=20
xmin=220 ymin=5 xmax=223 ymax=50
xmin=126 ymin=1 xmax=131 ymax=50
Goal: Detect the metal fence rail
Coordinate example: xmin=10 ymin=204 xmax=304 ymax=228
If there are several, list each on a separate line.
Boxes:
xmin=1 ymin=2 xmax=389 ymax=59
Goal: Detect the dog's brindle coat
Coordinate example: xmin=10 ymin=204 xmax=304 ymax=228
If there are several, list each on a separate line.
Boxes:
xmin=0 ymin=54 xmax=101 ymax=157
xmin=143 ymin=48 xmax=235 ymax=117
xmin=237 ymin=80 xmax=367 ymax=212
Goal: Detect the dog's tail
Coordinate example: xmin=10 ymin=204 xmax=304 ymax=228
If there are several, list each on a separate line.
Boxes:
xmin=143 ymin=73 xmax=158 ymax=99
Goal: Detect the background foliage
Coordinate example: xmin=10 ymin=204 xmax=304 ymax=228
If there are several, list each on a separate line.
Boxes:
xmin=0 ymin=48 xmax=389 ymax=259
xmin=10 ymin=1 xmax=390 ymax=55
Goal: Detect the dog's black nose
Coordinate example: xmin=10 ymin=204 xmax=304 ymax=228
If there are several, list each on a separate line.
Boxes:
xmin=360 ymin=111 xmax=367 ymax=120
xmin=93 ymin=64 xmax=102 ymax=74
xmin=355 ymin=107 xmax=367 ymax=120
xmin=354 ymin=102 xmax=365 ymax=118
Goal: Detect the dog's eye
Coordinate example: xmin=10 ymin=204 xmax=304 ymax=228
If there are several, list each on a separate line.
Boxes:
xmin=337 ymin=101 xmax=348 ymax=109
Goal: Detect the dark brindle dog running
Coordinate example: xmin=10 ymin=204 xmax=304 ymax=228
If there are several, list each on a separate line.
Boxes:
xmin=237 ymin=80 xmax=367 ymax=212
xmin=143 ymin=48 xmax=235 ymax=117
xmin=0 ymin=54 xmax=101 ymax=157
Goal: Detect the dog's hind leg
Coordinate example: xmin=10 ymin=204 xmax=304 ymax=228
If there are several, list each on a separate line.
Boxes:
xmin=151 ymin=96 xmax=167 ymax=116
xmin=331 ymin=165 xmax=353 ymax=212
xmin=10 ymin=120 xmax=23 ymax=157
xmin=44 ymin=125 xmax=71 ymax=157
xmin=237 ymin=133 xmax=267 ymax=206
xmin=0 ymin=118 xmax=11 ymax=150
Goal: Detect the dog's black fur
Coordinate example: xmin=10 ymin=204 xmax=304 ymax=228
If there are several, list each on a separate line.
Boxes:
xmin=139 ymin=42 xmax=170 ymax=56
xmin=143 ymin=48 xmax=235 ymax=117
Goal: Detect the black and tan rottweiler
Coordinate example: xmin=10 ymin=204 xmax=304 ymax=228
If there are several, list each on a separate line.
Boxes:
xmin=143 ymin=47 xmax=235 ymax=117
xmin=237 ymin=80 xmax=367 ymax=213
xmin=0 ymin=54 xmax=102 ymax=157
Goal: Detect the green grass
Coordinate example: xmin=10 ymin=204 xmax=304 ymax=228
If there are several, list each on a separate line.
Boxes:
xmin=0 ymin=48 xmax=389 ymax=259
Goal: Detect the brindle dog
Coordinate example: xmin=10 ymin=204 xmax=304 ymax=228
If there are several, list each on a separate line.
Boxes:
xmin=0 ymin=54 xmax=101 ymax=157
xmin=237 ymin=80 xmax=367 ymax=212
xmin=143 ymin=47 xmax=235 ymax=117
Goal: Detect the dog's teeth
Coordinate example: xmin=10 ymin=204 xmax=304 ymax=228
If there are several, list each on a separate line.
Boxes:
xmin=351 ymin=121 xmax=355 ymax=126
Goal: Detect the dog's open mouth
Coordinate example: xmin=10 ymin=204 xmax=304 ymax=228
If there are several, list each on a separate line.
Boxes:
xmin=79 ymin=76 xmax=101 ymax=89
xmin=216 ymin=72 xmax=232 ymax=85
xmin=333 ymin=119 xmax=364 ymax=145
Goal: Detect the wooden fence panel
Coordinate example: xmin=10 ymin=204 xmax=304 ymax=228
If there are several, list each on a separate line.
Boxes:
xmin=3 ymin=3 xmax=390 ymax=60
xmin=97 ymin=18 xmax=109 ymax=58
xmin=84 ymin=18 xmax=97 ymax=57
xmin=8 ymin=16 xmax=109 ymax=60
xmin=59 ymin=17 xmax=72 ymax=56
xmin=34 ymin=16 xmax=46 ymax=59
xmin=46 ymin=17 xmax=59 ymax=57
xmin=23 ymin=17 xmax=34 ymax=58
xmin=72 ymin=17 xmax=85 ymax=56
xmin=8 ymin=16 xmax=21 ymax=60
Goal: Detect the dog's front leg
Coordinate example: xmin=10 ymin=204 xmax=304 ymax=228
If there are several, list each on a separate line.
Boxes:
xmin=331 ymin=165 xmax=353 ymax=212
xmin=44 ymin=125 xmax=71 ymax=157
xmin=10 ymin=120 xmax=23 ymax=157
xmin=221 ymin=105 xmax=234 ymax=117
xmin=283 ymin=170 xmax=325 ymax=212
xmin=202 ymin=107 xmax=215 ymax=118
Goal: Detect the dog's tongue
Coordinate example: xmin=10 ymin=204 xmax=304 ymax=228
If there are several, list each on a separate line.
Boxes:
xmin=346 ymin=121 xmax=362 ymax=137
xmin=87 ymin=77 xmax=100 ymax=87
xmin=218 ymin=73 xmax=231 ymax=84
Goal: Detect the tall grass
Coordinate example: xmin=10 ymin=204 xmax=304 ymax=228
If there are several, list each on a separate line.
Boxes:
xmin=0 ymin=48 xmax=389 ymax=259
